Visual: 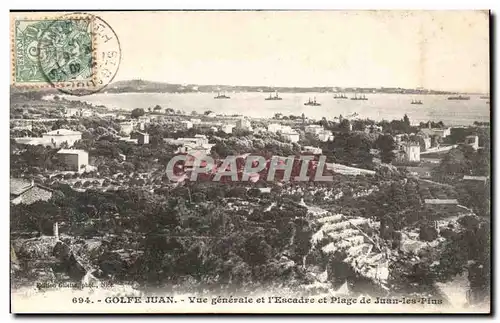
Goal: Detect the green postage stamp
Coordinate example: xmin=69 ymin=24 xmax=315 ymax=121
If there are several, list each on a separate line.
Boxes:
xmin=12 ymin=15 xmax=95 ymax=87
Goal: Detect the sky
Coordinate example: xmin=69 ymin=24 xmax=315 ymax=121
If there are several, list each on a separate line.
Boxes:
xmin=95 ymin=11 xmax=489 ymax=93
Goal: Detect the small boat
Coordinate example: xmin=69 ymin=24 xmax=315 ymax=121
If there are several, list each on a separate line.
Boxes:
xmin=447 ymin=95 xmax=470 ymax=100
xmin=480 ymin=96 xmax=490 ymax=100
xmin=350 ymin=93 xmax=368 ymax=101
xmin=334 ymin=93 xmax=348 ymax=99
xmin=411 ymin=99 xmax=423 ymax=105
xmin=304 ymin=97 xmax=321 ymax=106
xmin=486 ymin=101 xmax=490 ymax=104
xmin=214 ymin=91 xmax=230 ymax=99
xmin=265 ymin=91 xmax=282 ymax=100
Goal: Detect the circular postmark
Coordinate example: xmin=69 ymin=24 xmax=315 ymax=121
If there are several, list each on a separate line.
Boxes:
xmin=37 ymin=12 xmax=121 ymax=96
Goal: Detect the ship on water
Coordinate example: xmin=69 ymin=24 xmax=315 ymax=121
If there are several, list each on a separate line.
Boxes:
xmin=447 ymin=95 xmax=470 ymax=100
xmin=334 ymin=93 xmax=348 ymax=99
xmin=265 ymin=91 xmax=282 ymax=100
xmin=480 ymin=95 xmax=490 ymax=100
xmin=350 ymin=93 xmax=368 ymax=101
xmin=411 ymin=99 xmax=423 ymax=105
xmin=214 ymin=91 xmax=231 ymax=99
xmin=304 ymin=97 xmax=321 ymax=106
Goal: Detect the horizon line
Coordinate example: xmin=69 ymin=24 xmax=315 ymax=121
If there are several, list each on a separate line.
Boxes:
xmin=111 ymin=79 xmax=489 ymax=94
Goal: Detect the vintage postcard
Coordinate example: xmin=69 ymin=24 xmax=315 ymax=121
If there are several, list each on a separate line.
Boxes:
xmin=10 ymin=10 xmax=491 ymax=314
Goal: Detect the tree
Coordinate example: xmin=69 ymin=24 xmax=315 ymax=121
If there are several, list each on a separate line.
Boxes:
xmin=131 ymin=108 xmax=145 ymax=119
xmin=403 ymin=114 xmax=410 ymax=127
xmin=376 ymin=134 xmax=396 ymax=164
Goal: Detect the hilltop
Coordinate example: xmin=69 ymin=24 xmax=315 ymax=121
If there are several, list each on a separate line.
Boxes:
xmin=105 ymin=79 xmax=458 ymax=95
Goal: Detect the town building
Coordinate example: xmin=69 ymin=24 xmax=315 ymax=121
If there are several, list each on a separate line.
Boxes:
xmin=56 ymin=149 xmax=89 ymax=173
xmin=305 ymin=125 xmax=324 ymax=135
xmin=41 ymin=129 xmax=82 ymax=148
xmin=318 ymin=130 xmax=334 ymax=142
xmin=404 ymin=143 xmax=421 ymax=162
xmin=463 ymin=175 xmax=489 ymax=185
xmin=420 ymin=123 xmax=451 ymax=139
xmin=10 ymin=178 xmax=53 ymax=205
xmin=282 ymin=130 xmax=300 ymax=143
xmin=364 ymin=125 xmax=383 ymax=133
xmin=136 ymin=132 xmax=150 ymax=145
xmin=222 ymin=124 xmax=235 ymax=133
xmin=65 ymin=108 xmax=81 ymax=117
xmin=164 ymin=135 xmax=214 ymax=154
xmin=137 ymin=116 xmax=152 ymax=124
xmin=119 ymin=137 xmax=138 ymax=144
xmin=394 ymin=142 xmax=420 ymax=163
xmin=465 ymin=135 xmax=479 ymax=150
xmin=180 ymin=120 xmax=193 ymax=129
xmin=267 ymin=123 xmax=281 ymax=133
xmin=236 ymin=118 xmax=252 ymax=131
xmin=190 ymin=118 xmax=202 ymax=125
xmin=119 ymin=121 xmax=134 ymax=135
xmin=303 ymin=146 xmax=323 ymax=155
xmin=394 ymin=134 xmax=406 ymax=143
xmin=423 ymin=137 xmax=431 ymax=150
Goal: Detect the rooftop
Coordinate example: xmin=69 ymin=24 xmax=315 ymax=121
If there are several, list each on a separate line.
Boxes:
xmin=57 ymin=149 xmax=89 ymax=155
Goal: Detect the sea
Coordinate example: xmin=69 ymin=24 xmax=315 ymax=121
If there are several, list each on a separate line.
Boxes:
xmin=62 ymin=92 xmax=491 ymax=126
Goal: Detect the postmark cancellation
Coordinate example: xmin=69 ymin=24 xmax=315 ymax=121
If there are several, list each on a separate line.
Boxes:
xmin=11 ymin=12 xmax=120 ymax=95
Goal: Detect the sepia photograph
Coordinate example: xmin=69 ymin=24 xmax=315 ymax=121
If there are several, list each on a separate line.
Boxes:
xmin=9 ymin=10 xmax=491 ymax=314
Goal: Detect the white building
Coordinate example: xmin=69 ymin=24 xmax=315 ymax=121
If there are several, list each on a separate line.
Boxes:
xmin=190 ymin=118 xmax=202 ymax=125
xmin=164 ymin=134 xmax=209 ymax=147
xmin=267 ymin=123 xmax=293 ymax=134
xmin=394 ymin=134 xmax=406 ymax=143
xmin=405 ymin=143 xmax=420 ymax=162
xmin=222 ymin=124 xmax=235 ymax=133
xmin=267 ymin=123 xmax=282 ymax=133
xmin=119 ymin=121 xmax=134 ymax=135
xmin=423 ymin=137 xmax=431 ymax=150
xmin=465 ymin=135 xmax=479 ymax=150
xmin=282 ymin=130 xmax=300 ymax=143
xmin=303 ymin=146 xmax=323 ymax=154
xmin=180 ymin=120 xmax=193 ymax=129
xmin=236 ymin=118 xmax=252 ymax=131
xmin=305 ymin=125 xmax=324 ymax=135
xmin=42 ymin=129 xmax=82 ymax=148
xmin=318 ymin=130 xmax=334 ymax=142
xmin=420 ymin=125 xmax=451 ymax=139
xmin=56 ymin=149 xmax=89 ymax=173
xmin=364 ymin=125 xmax=383 ymax=133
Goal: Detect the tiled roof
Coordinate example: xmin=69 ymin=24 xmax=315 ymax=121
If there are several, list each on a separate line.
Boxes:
xmin=10 ymin=178 xmax=32 ymax=195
